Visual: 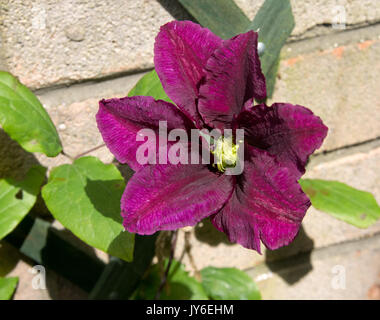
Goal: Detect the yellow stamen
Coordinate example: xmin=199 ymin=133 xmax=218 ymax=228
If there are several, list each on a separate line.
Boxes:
xmin=211 ymin=136 xmax=239 ymax=172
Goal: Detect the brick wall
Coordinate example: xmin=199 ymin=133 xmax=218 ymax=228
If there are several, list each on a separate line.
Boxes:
xmin=1 ymin=0 xmax=380 ymax=299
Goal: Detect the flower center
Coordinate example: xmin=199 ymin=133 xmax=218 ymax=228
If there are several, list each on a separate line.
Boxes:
xmin=212 ymin=136 xmax=239 ymax=173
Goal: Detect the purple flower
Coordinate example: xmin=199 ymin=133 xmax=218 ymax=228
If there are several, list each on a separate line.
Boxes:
xmin=96 ymin=21 xmax=328 ymax=252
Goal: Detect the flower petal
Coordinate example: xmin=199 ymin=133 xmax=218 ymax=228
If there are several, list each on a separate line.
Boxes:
xmin=237 ymin=103 xmax=328 ymax=178
xmin=154 ymin=21 xmax=223 ymax=127
xmin=96 ymin=96 xmax=194 ymax=171
xmin=122 ymin=164 xmax=234 ymax=235
xmin=210 ymin=147 xmax=310 ymax=252
xmin=198 ymin=30 xmax=266 ymax=129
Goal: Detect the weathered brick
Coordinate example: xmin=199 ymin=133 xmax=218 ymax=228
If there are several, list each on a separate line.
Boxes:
xmin=0 ymin=0 xmax=190 ymax=89
xmin=235 ymin=0 xmax=380 ymax=39
xmin=33 ymin=74 xmax=143 ymax=170
xmin=246 ymin=234 xmax=380 ymax=299
xmin=270 ymin=33 xmax=380 ymax=152
xmin=2 ymin=1 xmax=379 ymax=89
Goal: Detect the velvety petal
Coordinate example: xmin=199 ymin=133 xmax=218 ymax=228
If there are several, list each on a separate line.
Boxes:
xmin=245 ymin=34 xmax=266 ymax=101
xmin=96 ymin=96 xmax=194 ymax=171
xmin=154 ymin=20 xmax=223 ymax=127
xmin=211 ymin=147 xmax=310 ymax=252
xmin=237 ymin=103 xmax=328 ymax=178
xmin=198 ymin=30 xmax=266 ymax=129
xmin=121 ymin=164 xmax=234 ymax=235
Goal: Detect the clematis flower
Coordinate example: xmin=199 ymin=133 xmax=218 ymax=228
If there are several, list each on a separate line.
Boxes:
xmin=96 ymin=21 xmax=328 ymax=252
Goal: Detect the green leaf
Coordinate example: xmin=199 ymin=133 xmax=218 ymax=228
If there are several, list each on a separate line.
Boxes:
xmin=248 ymin=0 xmax=295 ymax=97
xmin=0 ymin=166 xmax=46 ymax=240
xmin=165 ymin=260 xmax=208 ymax=300
xmin=264 ymin=56 xmax=280 ymax=99
xmin=0 ymin=277 xmax=18 ymax=300
xmin=41 ymin=156 xmax=134 ymax=261
xmin=128 ymin=70 xmax=172 ymax=103
xmin=0 ymin=71 xmax=62 ymax=156
xmin=134 ymin=259 xmax=208 ymax=300
xmin=179 ymin=0 xmax=250 ymax=39
xmin=201 ymin=267 xmax=261 ymax=300
xmin=300 ymin=179 xmax=380 ymax=228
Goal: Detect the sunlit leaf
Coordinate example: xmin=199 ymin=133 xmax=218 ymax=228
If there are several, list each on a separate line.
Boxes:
xmin=0 ymin=277 xmax=18 ymax=300
xmin=41 ymin=156 xmax=134 ymax=261
xmin=0 ymin=166 xmax=46 ymax=240
xmin=300 ymin=179 xmax=380 ymax=228
xmin=128 ymin=70 xmax=172 ymax=103
xmin=201 ymin=267 xmax=261 ymax=300
xmin=0 ymin=71 xmax=62 ymax=156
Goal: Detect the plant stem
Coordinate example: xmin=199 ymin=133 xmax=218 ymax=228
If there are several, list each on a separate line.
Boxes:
xmin=74 ymin=143 xmax=106 ymax=160
xmin=60 ymin=149 xmax=73 ymax=160
xmin=155 ymin=230 xmax=178 ymax=299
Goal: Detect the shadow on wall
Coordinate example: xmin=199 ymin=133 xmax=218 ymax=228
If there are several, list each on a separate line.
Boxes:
xmin=157 ymin=0 xmax=196 ymax=22
xmin=193 ymin=217 xmax=315 ymax=285
xmin=265 ymin=226 xmax=315 ymax=285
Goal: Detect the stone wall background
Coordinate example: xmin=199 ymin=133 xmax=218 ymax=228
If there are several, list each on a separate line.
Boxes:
xmin=1 ymin=0 xmax=380 ymax=299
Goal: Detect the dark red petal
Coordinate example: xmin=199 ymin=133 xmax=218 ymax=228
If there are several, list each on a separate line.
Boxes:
xmin=96 ymin=96 xmax=194 ymax=171
xmin=237 ymin=103 xmax=328 ymax=178
xmin=211 ymin=147 xmax=310 ymax=252
xmin=198 ymin=30 xmax=266 ymax=129
xmin=154 ymin=21 xmax=223 ymax=127
xmin=122 ymin=164 xmax=233 ymax=235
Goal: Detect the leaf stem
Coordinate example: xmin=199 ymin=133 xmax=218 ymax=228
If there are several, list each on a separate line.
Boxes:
xmin=73 ymin=143 xmax=106 ymax=160
xmin=155 ymin=230 xmax=178 ymax=299
xmin=60 ymin=149 xmax=74 ymax=160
